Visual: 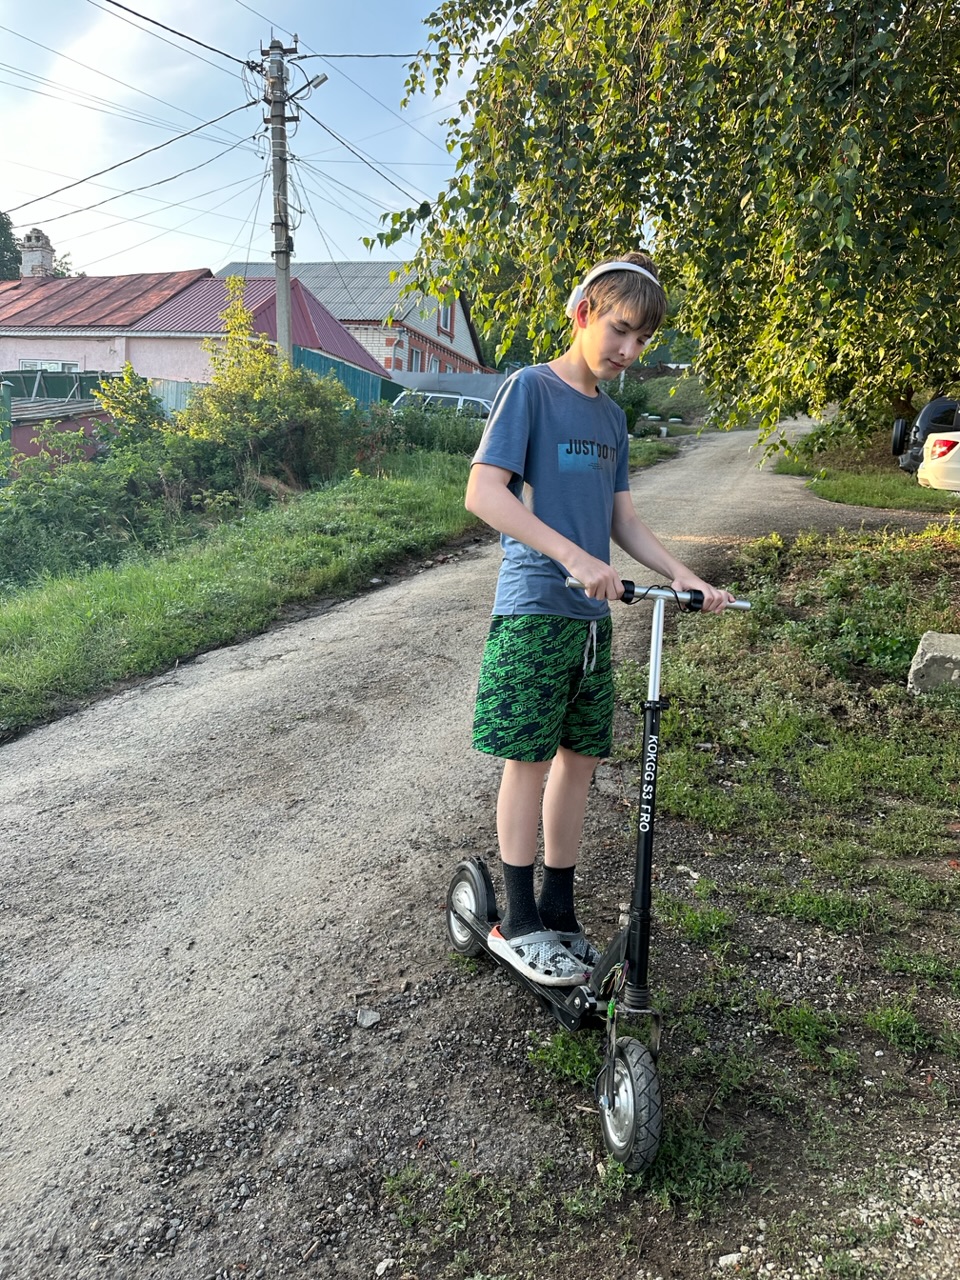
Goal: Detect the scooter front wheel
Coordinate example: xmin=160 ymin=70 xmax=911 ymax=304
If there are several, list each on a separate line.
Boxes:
xmin=599 ymin=1037 xmax=663 ymax=1172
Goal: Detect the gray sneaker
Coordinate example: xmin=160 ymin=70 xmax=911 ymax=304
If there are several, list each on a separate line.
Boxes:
xmin=556 ymin=930 xmax=601 ymax=969
xmin=487 ymin=927 xmax=588 ymax=986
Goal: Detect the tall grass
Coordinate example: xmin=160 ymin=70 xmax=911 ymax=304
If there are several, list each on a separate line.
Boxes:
xmin=0 ymin=455 xmax=475 ymax=739
xmin=774 ymin=428 xmax=960 ymax=512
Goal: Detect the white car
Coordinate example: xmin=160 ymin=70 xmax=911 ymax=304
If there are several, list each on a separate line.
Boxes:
xmin=917 ymin=429 xmax=960 ymax=491
xmin=392 ymin=390 xmax=493 ymax=418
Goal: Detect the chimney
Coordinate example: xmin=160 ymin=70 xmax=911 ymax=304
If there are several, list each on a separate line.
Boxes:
xmin=20 ymin=229 xmax=55 ymax=278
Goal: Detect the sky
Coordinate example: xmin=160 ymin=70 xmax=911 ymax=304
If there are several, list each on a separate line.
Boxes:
xmin=1 ymin=0 xmax=467 ymax=277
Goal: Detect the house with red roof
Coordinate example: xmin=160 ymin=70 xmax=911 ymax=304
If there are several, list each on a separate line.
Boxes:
xmin=0 ymin=266 xmax=389 ymax=416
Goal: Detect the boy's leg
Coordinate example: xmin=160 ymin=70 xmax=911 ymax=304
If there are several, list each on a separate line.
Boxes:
xmin=539 ymin=747 xmax=600 ymax=932
xmin=496 ymin=758 xmax=550 ymax=937
xmin=472 ymin=614 xmax=596 ymax=982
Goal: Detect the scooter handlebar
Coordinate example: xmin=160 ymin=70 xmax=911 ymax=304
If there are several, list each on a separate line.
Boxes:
xmin=564 ymin=578 xmax=751 ymax=611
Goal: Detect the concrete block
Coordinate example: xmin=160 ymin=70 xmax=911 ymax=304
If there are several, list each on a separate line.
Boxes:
xmin=908 ymin=631 xmax=960 ymax=695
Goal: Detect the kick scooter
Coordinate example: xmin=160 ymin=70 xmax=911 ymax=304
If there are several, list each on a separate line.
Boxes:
xmin=445 ymin=582 xmax=751 ymax=1171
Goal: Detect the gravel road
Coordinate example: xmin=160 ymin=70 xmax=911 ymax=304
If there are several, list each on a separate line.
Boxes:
xmin=1 ymin=427 xmax=951 ymax=1279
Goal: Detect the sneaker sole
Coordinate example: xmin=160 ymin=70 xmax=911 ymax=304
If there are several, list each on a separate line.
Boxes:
xmin=487 ymin=927 xmax=588 ymax=987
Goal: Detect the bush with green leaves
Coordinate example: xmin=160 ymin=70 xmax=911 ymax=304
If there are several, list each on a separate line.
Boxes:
xmin=93 ymin=363 xmax=168 ymax=448
xmin=603 ymin=376 xmax=649 ymax=428
xmin=0 ymin=423 xmax=211 ymax=591
xmin=172 ymin=278 xmax=354 ymax=488
xmin=392 ymin=402 xmax=486 ymax=455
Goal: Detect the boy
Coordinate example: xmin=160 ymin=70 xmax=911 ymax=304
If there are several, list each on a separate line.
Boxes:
xmin=466 ymin=252 xmax=732 ymax=986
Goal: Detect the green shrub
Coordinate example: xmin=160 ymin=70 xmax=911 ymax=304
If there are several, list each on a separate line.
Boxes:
xmin=393 ymin=403 xmax=485 ymax=455
xmin=604 ymin=377 xmax=649 ymax=427
xmin=173 ymin=277 xmax=355 ymax=488
xmin=0 ymin=425 xmax=213 ymax=590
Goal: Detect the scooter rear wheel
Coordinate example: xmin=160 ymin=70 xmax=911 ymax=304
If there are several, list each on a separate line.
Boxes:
xmin=446 ymin=861 xmax=495 ymax=958
xmin=599 ymin=1037 xmax=663 ymax=1172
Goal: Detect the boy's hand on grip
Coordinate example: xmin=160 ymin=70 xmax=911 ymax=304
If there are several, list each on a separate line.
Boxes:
xmin=670 ymin=573 xmax=735 ymax=613
xmin=564 ymin=552 xmax=623 ymax=601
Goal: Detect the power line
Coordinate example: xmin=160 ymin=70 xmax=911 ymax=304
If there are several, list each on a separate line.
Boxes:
xmin=0 ymin=68 xmax=258 ymax=154
xmin=80 ymin=174 xmax=269 ymax=269
xmin=20 ymin=139 xmax=258 ymax=229
xmin=100 ymin=0 xmax=261 ymax=70
xmin=43 ymin=172 xmax=271 ymax=247
xmin=297 ymin=103 xmax=428 ymax=206
xmin=0 ymin=21 xmax=242 ymax=137
xmin=291 ymin=160 xmax=417 ymax=252
xmin=300 ymin=53 xmax=423 ymax=59
xmin=84 ymin=0 xmax=238 ymax=81
xmin=217 ymin=155 xmax=272 ymax=272
xmin=7 ymin=100 xmax=260 ymax=217
xmin=6 ymin=155 xmax=265 ymax=226
xmin=293 ymin=155 xmax=416 ymax=228
xmin=304 ymin=51 xmax=449 ymax=156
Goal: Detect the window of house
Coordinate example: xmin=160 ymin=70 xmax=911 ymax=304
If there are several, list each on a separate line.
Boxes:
xmin=19 ymin=359 xmax=80 ymax=372
xmin=429 ymin=356 xmax=440 ymax=372
xmin=411 ymin=348 xmax=422 ymax=372
xmin=438 ymin=301 xmax=453 ymax=334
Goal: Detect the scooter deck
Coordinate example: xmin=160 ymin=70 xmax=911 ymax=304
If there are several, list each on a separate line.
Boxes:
xmin=448 ymin=868 xmax=631 ymax=1032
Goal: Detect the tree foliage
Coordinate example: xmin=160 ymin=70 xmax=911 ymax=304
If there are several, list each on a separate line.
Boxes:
xmin=174 ymin=278 xmax=355 ymax=486
xmin=381 ymin=0 xmax=960 ymax=440
xmin=93 ymin=364 xmax=168 ymax=448
xmin=0 ymin=213 xmax=20 ymax=281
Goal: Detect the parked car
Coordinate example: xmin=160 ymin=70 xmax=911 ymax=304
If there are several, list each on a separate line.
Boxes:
xmin=891 ymin=396 xmax=960 ymax=479
xmin=392 ymin=390 xmax=493 ymax=418
xmin=917 ymin=428 xmax=960 ymax=491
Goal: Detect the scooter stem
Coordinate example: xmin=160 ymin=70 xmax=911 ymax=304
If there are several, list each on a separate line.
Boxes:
xmin=646 ymin=597 xmax=666 ymax=701
xmin=623 ymin=597 xmax=667 ymax=1013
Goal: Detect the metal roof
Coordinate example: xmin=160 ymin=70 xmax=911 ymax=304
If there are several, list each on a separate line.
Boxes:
xmin=9 ymin=397 xmax=106 ymax=425
xmin=132 ymin=277 xmax=387 ymax=377
xmin=217 ymin=260 xmax=424 ymax=323
xmin=0 ymin=270 xmax=211 ymax=327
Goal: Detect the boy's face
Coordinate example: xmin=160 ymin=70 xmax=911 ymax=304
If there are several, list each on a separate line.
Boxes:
xmin=578 ymin=304 xmax=657 ymax=380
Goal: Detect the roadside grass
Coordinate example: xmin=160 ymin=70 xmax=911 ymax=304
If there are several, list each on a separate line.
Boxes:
xmin=0 ymin=452 xmax=476 ymax=739
xmin=628 ymin=436 xmax=678 ymax=466
xmin=386 ymin=518 xmax=959 ymax=1276
xmin=616 ymin=523 xmax=960 ymax=926
xmin=774 ymin=426 xmax=960 ymax=512
xmin=0 ymin=437 xmax=677 ymax=741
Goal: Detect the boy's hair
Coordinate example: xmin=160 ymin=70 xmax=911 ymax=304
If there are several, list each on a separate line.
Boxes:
xmin=579 ymin=251 xmax=666 ymax=333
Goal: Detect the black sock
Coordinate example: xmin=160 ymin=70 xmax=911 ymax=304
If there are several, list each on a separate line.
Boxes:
xmin=500 ymin=863 xmax=542 ymax=939
xmin=538 ymin=865 xmax=580 ymax=934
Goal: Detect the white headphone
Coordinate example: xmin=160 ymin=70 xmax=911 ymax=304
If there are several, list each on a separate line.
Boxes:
xmin=565 ymin=261 xmax=662 ymax=318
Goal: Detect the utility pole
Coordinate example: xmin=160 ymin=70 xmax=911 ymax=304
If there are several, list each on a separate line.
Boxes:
xmin=262 ymin=37 xmax=298 ymax=362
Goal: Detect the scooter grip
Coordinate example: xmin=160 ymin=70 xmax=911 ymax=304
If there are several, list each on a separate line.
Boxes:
xmin=686 ymin=588 xmax=704 ymax=611
xmin=620 ymin=580 xmax=636 ymax=604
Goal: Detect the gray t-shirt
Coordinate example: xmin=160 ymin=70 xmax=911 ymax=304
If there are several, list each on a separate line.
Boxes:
xmin=472 ymin=364 xmax=630 ymax=619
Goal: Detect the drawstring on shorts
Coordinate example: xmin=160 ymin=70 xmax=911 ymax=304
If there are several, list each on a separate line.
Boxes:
xmin=581 ymin=619 xmax=597 ymax=676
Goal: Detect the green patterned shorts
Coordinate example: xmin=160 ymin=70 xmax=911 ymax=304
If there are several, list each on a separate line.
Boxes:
xmin=472 ymin=614 xmax=614 ymax=762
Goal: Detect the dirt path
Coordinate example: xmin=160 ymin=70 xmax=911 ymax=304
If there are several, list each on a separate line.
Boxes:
xmin=0 ymin=429 xmax=942 ymax=1278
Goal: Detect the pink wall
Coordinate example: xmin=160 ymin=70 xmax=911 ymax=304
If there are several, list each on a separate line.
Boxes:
xmin=0 ymin=335 xmax=215 ymax=381
xmin=0 ymin=335 xmax=127 ymax=371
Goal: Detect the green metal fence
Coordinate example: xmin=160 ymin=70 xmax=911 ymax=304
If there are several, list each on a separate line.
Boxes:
xmin=0 ymin=370 xmax=118 ymax=400
xmin=293 ymin=348 xmax=383 ymax=410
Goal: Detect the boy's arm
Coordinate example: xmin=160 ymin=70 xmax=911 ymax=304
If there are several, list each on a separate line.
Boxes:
xmin=610 ymin=490 xmax=732 ymax=612
xmin=465 ymin=463 xmax=624 ymax=600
